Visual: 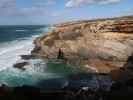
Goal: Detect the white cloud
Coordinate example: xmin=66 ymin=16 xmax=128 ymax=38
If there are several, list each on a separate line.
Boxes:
xmin=34 ymin=0 xmax=56 ymax=7
xmin=19 ymin=7 xmax=47 ymax=16
xmin=0 ymin=0 xmax=49 ymax=17
xmin=0 ymin=0 xmax=17 ymax=16
xmin=0 ymin=0 xmax=16 ymax=8
xmin=66 ymin=0 xmax=121 ymax=7
xmin=50 ymin=10 xmax=72 ymax=17
xmin=47 ymin=0 xmax=56 ymax=5
xmin=0 ymin=0 xmax=123 ymax=16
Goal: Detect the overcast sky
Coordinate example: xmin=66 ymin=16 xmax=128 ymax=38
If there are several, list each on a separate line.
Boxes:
xmin=0 ymin=0 xmax=132 ymax=25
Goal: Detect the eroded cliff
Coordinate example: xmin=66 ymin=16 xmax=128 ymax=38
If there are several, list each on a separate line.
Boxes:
xmin=32 ymin=16 xmax=133 ymax=74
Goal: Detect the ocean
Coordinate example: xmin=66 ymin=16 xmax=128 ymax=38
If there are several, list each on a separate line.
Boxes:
xmin=0 ymin=25 xmax=83 ymax=87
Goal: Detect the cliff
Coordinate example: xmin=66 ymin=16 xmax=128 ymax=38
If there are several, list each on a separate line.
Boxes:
xmin=31 ymin=16 xmax=133 ymax=74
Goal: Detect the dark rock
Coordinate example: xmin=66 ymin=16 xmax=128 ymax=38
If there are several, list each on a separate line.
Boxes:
xmin=108 ymin=81 xmax=133 ymax=100
xmin=0 ymin=84 xmax=12 ymax=95
xmin=31 ymin=47 xmax=41 ymax=54
xmin=57 ymin=48 xmax=65 ymax=60
xmin=21 ymin=55 xmax=36 ymax=60
xmin=14 ymin=85 xmax=40 ymax=97
xmin=124 ymin=53 xmax=133 ymax=69
xmin=13 ymin=62 xmax=29 ymax=70
xmin=126 ymin=79 xmax=133 ymax=87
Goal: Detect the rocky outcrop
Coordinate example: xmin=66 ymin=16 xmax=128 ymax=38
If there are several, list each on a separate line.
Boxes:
xmin=20 ymin=55 xmax=36 ymax=60
xmin=13 ymin=62 xmax=29 ymax=70
xmin=32 ymin=16 xmax=133 ymax=74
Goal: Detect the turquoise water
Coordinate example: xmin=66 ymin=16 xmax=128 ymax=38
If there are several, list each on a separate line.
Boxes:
xmin=0 ymin=25 xmax=84 ymax=87
xmin=45 ymin=61 xmax=83 ymax=76
xmin=0 ymin=59 xmax=84 ymax=87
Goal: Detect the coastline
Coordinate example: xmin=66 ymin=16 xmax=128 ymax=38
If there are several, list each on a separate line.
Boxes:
xmin=24 ymin=16 xmax=133 ymax=90
xmin=0 ymin=16 xmax=133 ymax=99
xmin=31 ymin=15 xmax=133 ymax=74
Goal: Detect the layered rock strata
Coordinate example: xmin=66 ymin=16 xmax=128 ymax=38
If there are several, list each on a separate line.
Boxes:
xmin=32 ymin=16 xmax=133 ymax=74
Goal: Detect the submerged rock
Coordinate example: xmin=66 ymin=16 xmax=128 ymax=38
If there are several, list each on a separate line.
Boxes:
xmin=32 ymin=15 xmax=133 ymax=74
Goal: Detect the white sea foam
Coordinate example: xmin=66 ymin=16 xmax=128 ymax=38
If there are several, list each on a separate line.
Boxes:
xmin=0 ymin=35 xmax=39 ymax=71
xmin=15 ymin=30 xmax=26 ymax=32
xmin=0 ymin=27 xmax=62 ymax=86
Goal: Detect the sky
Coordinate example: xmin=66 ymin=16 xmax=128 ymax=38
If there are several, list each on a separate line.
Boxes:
xmin=0 ymin=0 xmax=132 ymax=25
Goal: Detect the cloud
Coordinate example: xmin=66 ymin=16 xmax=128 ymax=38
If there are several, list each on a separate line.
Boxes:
xmin=0 ymin=0 xmax=50 ymax=17
xmin=0 ymin=0 xmax=16 ymax=8
xmin=47 ymin=0 xmax=56 ymax=5
xmin=18 ymin=7 xmax=47 ymax=16
xmin=0 ymin=0 xmax=17 ymax=16
xmin=66 ymin=0 xmax=121 ymax=7
xmin=16 ymin=0 xmax=56 ymax=17
xmin=0 ymin=0 xmax=123 ymax=16
xmin=50 ymin=10 xmax=72 ymax=17
xmin=34 ymin=0 xmax=56 ymax=7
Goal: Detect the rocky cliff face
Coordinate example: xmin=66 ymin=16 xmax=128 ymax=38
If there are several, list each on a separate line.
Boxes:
xmin=32 ymin=16 xmax=133 ymax=74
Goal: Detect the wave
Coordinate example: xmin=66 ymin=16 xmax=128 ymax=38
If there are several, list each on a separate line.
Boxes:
xmin=0 ymin=35 xmax=39 ymax=71
xmin=0 ymin=33 xmax=60 ymax=86
xmin=15 ymin=30 xmax=27 ymax=32
xmin=0 ymin=26 xmax=63 ymax=86
xmin=0 ymin=26 xmax=80 ymax=87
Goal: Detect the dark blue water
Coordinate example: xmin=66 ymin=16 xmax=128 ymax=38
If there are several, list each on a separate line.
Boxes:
xmin=0 ymin=25 xmax=46 ymax=43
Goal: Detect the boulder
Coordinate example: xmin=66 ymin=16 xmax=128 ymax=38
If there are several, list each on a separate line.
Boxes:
xmin=13 ymin=62 xmax=29 ymax=70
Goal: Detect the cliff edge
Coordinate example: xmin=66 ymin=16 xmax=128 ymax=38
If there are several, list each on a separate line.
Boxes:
xmin=31 ymin=16 xmax=133 ymax=74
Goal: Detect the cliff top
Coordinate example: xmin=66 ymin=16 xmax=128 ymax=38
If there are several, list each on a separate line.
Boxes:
xmin=54 ymin=15 xmax=133 ymax=27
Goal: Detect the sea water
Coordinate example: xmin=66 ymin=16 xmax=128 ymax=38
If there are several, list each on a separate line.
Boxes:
xmin=0 ymin=25 xmax=83 ymax=87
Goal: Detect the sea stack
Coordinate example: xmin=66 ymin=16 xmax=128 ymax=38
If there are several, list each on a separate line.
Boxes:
xmin=31 ymin=16 xmax=133 ymax=74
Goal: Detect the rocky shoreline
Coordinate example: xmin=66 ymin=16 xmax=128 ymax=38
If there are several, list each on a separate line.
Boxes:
xmin=31 ymin=15 xmax=133 ymax=74
xmin=0 ymin=73 xmax=133 ymax=100
xmin=9 ymin=15 xmax=133 ymax=100
xmin=30 ymin=15 xmax=133 ymax=95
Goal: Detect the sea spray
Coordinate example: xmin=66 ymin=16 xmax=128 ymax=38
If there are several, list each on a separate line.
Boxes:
xmin=0 ymin=25 xmax=83 ymax=87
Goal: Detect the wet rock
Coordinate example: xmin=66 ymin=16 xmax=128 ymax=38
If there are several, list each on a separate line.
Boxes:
xmin=21 ymin=55 xmax=36 ymax=60
xmin=13 ymin=62 xmax=29 ymax=70
xmin=0 ymin=84 xmax=12 ymax=95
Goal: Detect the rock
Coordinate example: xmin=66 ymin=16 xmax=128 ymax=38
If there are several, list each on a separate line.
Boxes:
xmin=20 ymin=55 xmax=36 ymax=60
xmin=32 ymin=15 xmax=133 ymax=74
xmin=14 ymin=85 xmax=40 ymax=97
xmin=109 ymin=54 xmax=133 ymax=82
xmin=13 ymin=62 xmax=29 ymax=70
